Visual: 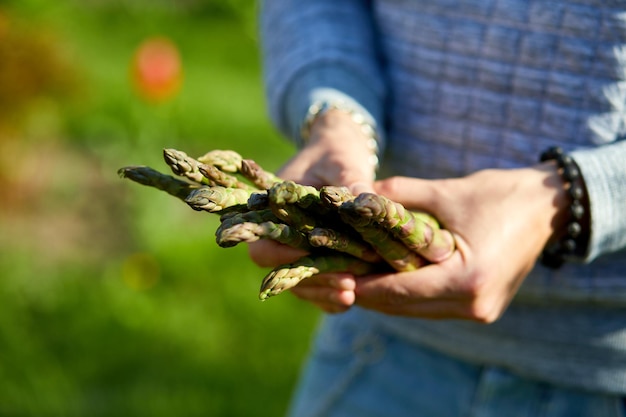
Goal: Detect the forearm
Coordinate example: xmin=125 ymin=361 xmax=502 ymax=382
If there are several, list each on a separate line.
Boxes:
xmin=570 ymin=140 xmax=626 ymax=261
xmin=260 ymin=0 xmax=387 ymax=147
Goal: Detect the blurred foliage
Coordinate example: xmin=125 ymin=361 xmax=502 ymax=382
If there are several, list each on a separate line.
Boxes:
xmin=0 ymin=11 xmax=77 ymax=134
xmin=0 ymin=1 xmax=319 ymax=416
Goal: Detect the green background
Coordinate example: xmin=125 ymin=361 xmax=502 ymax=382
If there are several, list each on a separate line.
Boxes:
xmin=0 ymin=1 xmax=320 ymax=415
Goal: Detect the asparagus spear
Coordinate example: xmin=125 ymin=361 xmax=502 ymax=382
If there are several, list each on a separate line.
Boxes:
xmin=240 ymin=159 xmax=282 ymax=190
xmin=217 ymin=208 xmax=281 ymax=228
xmin=197 ymin=149 xmax=243 ymax=173
xmin=185 ymin=186 xmax=252 ymax=213
xmin=216 ymin=221 xmax=312 ymax=251
xmin=352 ymin=193 xmax=455 ymax=262
xmin=247 ymin=191 xmax=270 ymax=210
xmin=259 ymin=254 xmax=378 ymax=300
xmin=163 ymin=148 xmax=209 ymax=184
xmin=118 ymin=165 xmax=201 ymax=201
xmin=267 ymin=182 xmax=320 ymax=232
xmin=269 ymin=203 xmax=319 ymax=232
xmin=269 ymin=180 xmax=320 ymax=208
xmin=339 ymin=201 xmax=427 ymax=272
xmin=319 ymin=185 xmax=355 ymax=210
xmin=198 ymin=163 xmax=256 ymax=191
xmin=308 ymin=227 xmax=382 ymax=263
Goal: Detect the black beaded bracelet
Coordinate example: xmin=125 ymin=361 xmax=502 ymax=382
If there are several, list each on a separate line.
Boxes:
xmin=538 ymin=146 xmax=590 ymax=269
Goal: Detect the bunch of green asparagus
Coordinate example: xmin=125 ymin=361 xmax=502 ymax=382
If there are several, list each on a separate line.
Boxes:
xmin=118 ymin=149 xmax=456 ymax=300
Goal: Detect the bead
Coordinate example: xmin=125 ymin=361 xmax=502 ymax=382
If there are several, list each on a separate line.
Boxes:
xmin=540 ymin=147 xmax=562 ymax=162
xmin=563 ymin=165 xmax=579 ymax=181
xmin=563 ymin=238 xmax=577 ymax=253
xmin=569 ymin=185 xmax=583 ymax=200
xmin=567 ymin=222 xmax=582 ymax=237
xmin=571 ymin=201 xmax=584 ymax=219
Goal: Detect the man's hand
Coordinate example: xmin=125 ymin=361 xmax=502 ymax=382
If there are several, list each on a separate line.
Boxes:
xmin=248 ymin=109 xmax=376 ymax=313
xmin=353 ymin=164 xmax=569 ymax=323
xmin=278 ymin=108 xmax=378 ymax=189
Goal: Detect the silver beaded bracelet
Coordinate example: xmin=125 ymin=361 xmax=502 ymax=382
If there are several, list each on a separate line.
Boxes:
xmin=299 ymin=101 xmax=380 ymax=172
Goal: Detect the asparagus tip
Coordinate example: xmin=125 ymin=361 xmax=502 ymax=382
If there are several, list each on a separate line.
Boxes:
xmin=184 ymin=188 xmax=211 ymax=210
xmin=117 ymin=165 xmax=156 ymax=185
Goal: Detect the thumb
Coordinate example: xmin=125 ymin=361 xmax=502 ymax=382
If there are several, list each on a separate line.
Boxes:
xmin=349 ymin=181 xmax=375 ymax=196
xmin=373 ymin=176 xmax=440 ymax=210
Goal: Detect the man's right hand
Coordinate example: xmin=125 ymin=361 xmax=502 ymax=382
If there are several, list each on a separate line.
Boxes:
xmin=247 ymin=108 xmax=377 ymax=313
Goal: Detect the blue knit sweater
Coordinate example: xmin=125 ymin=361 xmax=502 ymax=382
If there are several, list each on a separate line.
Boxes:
xmin=261 ymin=0 xmax=626 ymax=394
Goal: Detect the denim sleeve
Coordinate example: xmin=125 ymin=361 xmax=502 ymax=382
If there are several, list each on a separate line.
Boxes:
xmin=259 ymin=0 xmax=387 ymax=149
xmin=570 ymin=140 xmax=626 ymax=261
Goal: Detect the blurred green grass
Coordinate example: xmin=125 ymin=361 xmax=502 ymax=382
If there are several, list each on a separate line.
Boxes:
xmin=0 ymin=1 xmax=319 ymax=416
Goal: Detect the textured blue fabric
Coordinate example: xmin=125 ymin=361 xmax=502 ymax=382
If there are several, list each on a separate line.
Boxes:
xmin=260 ymin=0 xmax=626 ymax=396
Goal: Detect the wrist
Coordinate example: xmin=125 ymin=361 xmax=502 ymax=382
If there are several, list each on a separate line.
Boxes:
xmin=301 ymin=101 xmax=380 ymax=174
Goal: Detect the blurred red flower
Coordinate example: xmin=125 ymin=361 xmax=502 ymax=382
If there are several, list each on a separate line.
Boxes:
xmin=131 ymin=36 xmax=182 ymax=103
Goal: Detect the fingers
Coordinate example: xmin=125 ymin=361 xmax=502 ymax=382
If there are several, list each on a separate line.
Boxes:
xmin=349 ymin=181 xmax=375 ymax=195
xmin=249 ymin=240 xmax=358 ymax=313
xmin=354 ymin=252 xmax=467 ymax=306
xmin=290 ymin=273 xmax=356 ymax=314
xmin=355 ymin=267 xmax=464 ymax=305
xmin=247 ymin=236 xmax=360 ymax=313
xmin=354 ymin=270 xmax=476 ymax=320
xmin=374 ymin=176 xmax=441 ymax=210
xmin=247 ymin=240 xmax=308 ymax=268
xmin=296 ymin=272 xmax=356 ymax=291
xmin=353 ymin=250 xmax=507 ymax=322
xmin=291 ymin=288 xmax=355 ymax=313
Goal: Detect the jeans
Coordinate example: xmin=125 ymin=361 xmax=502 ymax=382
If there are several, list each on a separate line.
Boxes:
xmin=286 ymin=309 xmax=625 ymax=417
